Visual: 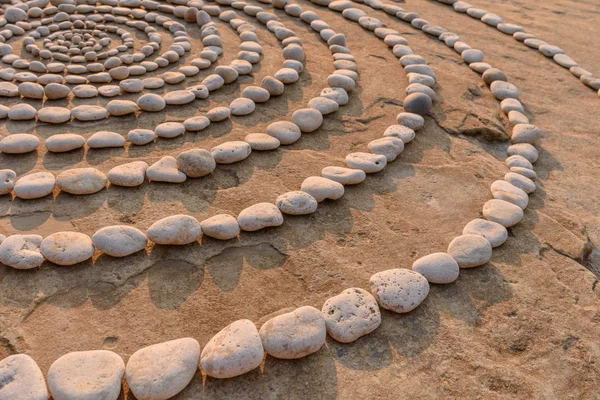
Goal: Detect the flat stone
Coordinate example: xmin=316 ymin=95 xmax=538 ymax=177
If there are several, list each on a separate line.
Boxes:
xmin=237 ymin=202 xmax=284 ymax=231
xmin=260 ymin=306 xmax=326 ymax=359
xmin=71 ymin=105 xmax=108 ymax=121
xmin=211 ymin=141 xmax=251 ymax=164
xmin=108 ymin=161 xmax=148 ymax=187
xmin=369 ymin=269 xmax=430 ymax=313
xmin=176 ymin=149 xmax=216 ymax=178
xmin=308 ymin=96 xmax=339 ymax=115
xmin=461 ymin=48 xmax=484 ymax=63
xmin=491 ymin=179 xmax=529 ymax=209
xmin=482 ymin=199 xmax=524 ymax=227
xmin=384 ymin=125 xmax=416 ymax=143
xmin=292 ymin=108 xmax=323 ymax=132
xmin=403 ymin=92 xmax=432 ymax=115
xmin=98 ymin=85 xmax=122 ymax=97
xmin=508 ymin=143 xmax=539 ymax=163
xmin=229 ymin=97 xmax=256 ymax=116
xmin=14 ymin=172 xmax=55 ymax=199
xmin=345 ymin=152 xmax=387 ymax=173
xmin=126 ymin=338 xmax=200 ymax=400
xmin=261 ymin=76 xmax=285 ymax=96
xmin=200 ymin=214 xmax=240 ymax=240
xmin=8 ymin=104 xmax=37 ymax=121
xmin=155 ymin=122 xmax=185 ymax=138
xmin=245 ymin=133 xmax=280 ymax=151
xmin=44 ymin=83 xmax=71 ymax=100
xmin=162 ymin=71 xmax=185 ymax=84
xmin=120 ymin=78 xmax=145 ymax=92
xmin=321 ymin=166 xmax=365 ymax=185
xmin=72 ymin=84 xmax=98 ymax=98
xmin=242 ymin=86 xmax=270 ymax=103
xmin=554 ymin=53 xmax=577 ymax=68
xmin=137 ymin=93 xmax=166 ymax=112
xmin=0 ymin=234 xmax=44 ymax=269
xmin=38 ymin=107 xmax=71 ymax=124
xmin=490 ymin=81 xmax=519 ymax=100
xmin=266 ymin=121 xmax=302 ymax=145
xmin=301 ymin=176 xmax=344 ymax=202
xmin=48 ymin=350 xmax=124 ymax=400
xmin=321 ymin=287 xmax=381 ymax=343
xmin=87 ymin=131 xmax=126 ymax=148
xmin=57 ymin=168 xmax=107 ymax=194
xmin=506 ymin=155 xmax=533 ymax=170
xmin=183 ymin=116 xmax=210 ymax=132
xmin=539 ymin=44 xmax=564 ymax=57
xmin=142 ymin=78 xmax=165 ymax=89
xmin=147 ymin=156 xmax=187 ymax=183
xmin=146 ymin=215 xmax=202 ymax=245
xmin=164 ymin=90 xmax=195 ymax=105
xmin=276 ymin=191 xmax=318 ymax=215
xmin=447 ymin=234 xmax=492 ymax=268
xmin=107 ymin=100 xmax=138 ymax=116
xmin=187 ymin=84 xmax=209 ymax=99
xmin=274 ymin=67 xmax=299 ymax=83
xmin=396 ymin=113 xmax=424 ymax=131
xmin=501 ymin=98 xmax=525 ymax=114
xmin=201 ymin=319 xmax=264 ymax=379
xmin=320 ymin=87 xmax=348 ymax=105
xmin=0 ymin=169 xmax=16 ymax=194
xmin=505 ymin=172 xmax=536 ymax=194
xmin=207 ymin=107 xmax=231 ymax=122
xmin=92 ymin=225 xmax=148 ymax=257
xmin=463 ymin=218 xmax=508 ymax=248
xmin=0 ymin=82 xmax=19 ymax=97
xmin=0 ymin=354 xmax=47 ymax=400
xmin=367 ymin=137 xmax=404 ymax=161
xmin=412 ymin=252 xmax=460 ymax=284
xmin=128 ymin=129 xmax=156 ymax=145
xmin=41 ymin=232 xmax=95 ymax=266
xmin=482 ymin=68 xmax=507 ymax=84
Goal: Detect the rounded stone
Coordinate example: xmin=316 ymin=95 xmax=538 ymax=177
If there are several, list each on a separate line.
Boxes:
xmin=321 ymin=166 xmax=366 ymax=185
xmin=483 ymin=199 xmax=524 ymax=227
xmin=511 ymin=124 xmax=541 ymax=144
xmin=384 ymin=125 xmax=416 ymax=143
xmin=92 ymin=226 xmax=148 ymax=257
xmin=491 ymin=179 xmax=529 ymax=209
xmin=200 ymin=214 xmax=240 ymax=240
xmin=72 ymin=84 xmax=98 ymax=98
xmin=367 ymin=137 xmax=404 ymax=161
xmin=108 ymin=161 xmax=148 ymax=187
xmin=412 ymin=252 xmax=460 ymax=284
xmin=164 ymin=90 xmax=196 ymax=105
xmin=147 ymin=215 xmax=202 ymax=245
xmin=201 ymin=319 xmax=264 ymax=379
xmin=447 ymin=234 xmax=492 ymax=268
xmin=41 ymin=232 xmax=95 ymax=266
xmin=505 ymin=172 xmax=536 ymax=194
xmin=128 ymin=129 xmax=156 ymax=146
xmin=292 ymin=108 xmax=323 ymax=132
xmin=14 ymin=172 xmax=55 ymax=199
xmin=237 ymin=202 xmax=284 ymax=231
xmin=176 ymin=149 xmax=216 ymax=178
xmin=308 ymin=96 xmax=339 ymax=115
xmin=71 ymin=105 xmax=108 ymax=121
xmin=87 ymin=131 xmax=126 ymax=148
xmin=126 ymin=338 xmax=200 ymax=400
xmin=508 ymin=143 xmax=539 ymax=163
xmin=321 ymin=288 xmax=381 ymax=343
xmin=229 ymin=97 xmax=256 ymax=116
xmin=207 ymin=107 xmax=231 ymax=122
xmin=147 ymin=157 xmax=187 ymax=183
xmin=211 ymin=141 xmax=251 ymax=164
xmin=183 ymin=116 xmax=210 ymax=132
xmin=0 ymin=169 xmax=16 ymax=195
xmin=461 ymin=48 xmax=484 ymax=63
xmin=107 ymin=100 xmax=138 ymax=116
xmin=345 ymin=152 xmax=387 ymax=173
xmin=244 ymin=133 xmax=280 ymax=151
xmin=463 ymin=218 xmax=508 ymax=248
xmin=266 ymin=121 xmax=302 ymax=145
xmin=396 ymin=113 xmax=424 ymax=131
xmin=56 ymin=168 xmax=107 ymax=195
xmin=0 ymin=354 xmax=48 ymax=400
xmin=320 ymin=87 xmax=349 ymax=105
xmin=276 ymin=191 xmax=318 ymax=215
xmin=44 ymin=83 xmax=71 ymax=100
xmin=38 ymin=107 xmax=71 ymax=123
xmin=300 ymin=176 xmax=344 ymax=202
xmin=0 ymin=235 xmax=44 ymax=269
xmin=490 ymin=81 xmax=519 ymax=100
xmin=155 ymin=122 xmax=185 ymax=139
xmin=137 ymin=94 xmax=166 ymax=112
xmin=8 ymin=104 xmax=37 ymax=121
xmin=403 ymin=92 xmax=432 ymax=115
xmin=242 ymin=86 xmax=270 ymax=103
xmin=369 ymin=269 xmax=430 ymax=313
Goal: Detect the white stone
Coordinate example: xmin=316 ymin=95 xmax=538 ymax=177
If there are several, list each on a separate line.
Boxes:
xmin=321 ymin=288 xmax=381 ymax=343
xmin=367 ymin=137 xmax=404 ymax=161
xmin=128 ymin=129 xmax=156 ymax=145
xmin=147 ymin=215 xmax=202 ymax=245
xmin=321 ymin=166 xmax=365 ymax=185
xmin=147 ymin=156 xmax=187 ymax=183
xmin=201 ymin=319 xmax=264 ymax=379
xmin=88 ymin=131 xmax=126 ymax=148
xmin=245 ymin=133 xmax=280 ymax=151
xmin=45 ymin=134 xmax=85 ymax=152
xmin=183 ymin=116 xmax=210 ymax=132
xmin=237 ymin=203 xmax=284 ymax=231
xmin=48 ymin=350 xmax=124 ymax=400
xmin=276 ymin=191 xmax=318 ymax=215
xmin=155 ymin=122 xmax=185 ymax=139
xmin=200 ymin=214 xmax=240 ymax=240
xmin=463 ymin=218 xmax=508 ymax=248
xmin=412 ymin=252 xmax=460 ymax=284
xmin=14 ymin=172 xmax=55 ymax=199
xmin=346 ymin=152 xmax=387 ymax=173
xmin=92 ymin=226 xmax=148 ymax=257
xmin=490 ymin=180 xmax=529 ymax=209
xmin=447 ymin=234 xmax=492 ymax=268
xmin=57 ymin=168 xmax=107 ymax=195
xmin=126 ymin=338 xmax=200 ymax=400
xmin=300 ymin=176 xmax=344 ymax=202
xmin=292 ymin=108 xmax=323 ymax=132
xmin=40 ymin=232 xmax=94 ymax=266
xmin=308 ymin=96 xmax=339 ymax=115
xmin=211 ymin=141 xmax=251 ymax=164
xmin=0 ymin=169 xmax=16 ymax=195
xmin=396 ymin=113 xmax=424 ymax=131
xmin=0 ymin=235 xmax=44 ymax=269
xmin=108 ymin=161 xmax=148 ymax=187
xmin=369 ymin=269 xmax=430 ymax=313
xmin=0 ymin=354 xmax=47 ymax=400
xmin=176 ymin=149 xmax=216 ymax=178
xmin=266 ymin=121 xmax=302 ymax=144
xmin=0 ymin=134 xmax=40 ymax=154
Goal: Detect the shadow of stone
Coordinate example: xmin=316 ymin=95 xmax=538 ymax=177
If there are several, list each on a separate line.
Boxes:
xmin=147 ymin=258 xmax=205 ymax=309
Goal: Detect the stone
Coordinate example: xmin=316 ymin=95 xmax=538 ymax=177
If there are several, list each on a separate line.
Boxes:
xmin=399 ymin=54 xmax=426 ymax=66
xmin=412 ymin=252 xmax=460 ymax=284
xmin=367 ymin=137 xmax=404 ymax=161
xmin=447 ymin=234 xmax=492 ymax=268
xmin=107 ymin=100 xmax=138 ymax=116
xmin=511 ymin=167 xmax=538 ymax=181
xmin=321 ymin=87 xmax=349 ymax=105
xmin=200 ymin=214 xmax=240 ymax=240
xmin=481 ymin=12 xmax=502 ymax=26
xmin=57 ymin=168 xmax=107 ymax=194
xmin=403 ymin=92 xmax=432 ymax=115
xmin=164 ymin=90 xmax=196 ymax=105
xmin=242 ymin=86 xmax=270 ymax=103
xmin=18 ymin=82 xmax=44 ymax=99
xmin=99 ymin=86 xmax=123 ymax=97
xmin=406 ymin=82 xmax=436 ymax=100
xmin=37 ymin=107 xmax=71 ymax=124
xmin=87 ymin=131 xmax=126 ymax=148
xmin=201 ymin=319 xmax=264 ymax=379
xmin=8 ymin=104 xmax=37 ymax=121
xmin=554 ymin=54 xmax=577 ymax=68
xmin=276 ymin=191 xmax=318 ymax=215
xmin=482 ymin=199 xmax=524 ymax=227
xmin=120 ymin=79 xmax=145 ymax=93
xmin=237 ymin=203 xmax=284 ymax=231
xmin=301 ymin=176 xmax=344 ymax=202
xmin=14 ymin=172 xmax=55 ymax=199
xmin=491 ymin=180 xmax=529 ymax=209
xmin=369 ymin=269 xmax=430 ymax=313
xmin=490 ymin=81 xmax=519 ymax=100
xmin=176 ymin=149 xmax=216 ymax=178
xmin=511 ymin=124 xmax=541 ymax=144
xmin=321 ymin=288 xmax=381 ymax=343
xmin=128 ymin=129 xmax=156 ymax=146
xmin=482 ymin=68 xmax=507 ymax=84
xmin=261 ymin=76 xmax=285 ymax=96
xmin=0 ymin=169 xmax=16 ymax=194
xmin=207 ymin=107 xmax=231 ymax=122
xmin=0 ymin=82 xmax=18 ymax=97
xmin=321 ymin=166 xmax=366 ymax=185
xmin=71 ymin=105 xmax=108 ymax=121
xmin=500 ymin=98 xmax=524 ymax=114
xmin=183 ymin=116 xmax=210 ymax=132
xmin=508 ymin=110 xmax=529 ymax=125
xmin=211 ymin=141 xmax=252 ymax=164
xmin=384 ymin=125 xmax=416 ymax=144
xmin=539 ymin=44 xmax=564 ymax=57
xmin=44 ymin=83 xmax=70 ymax=100
xmin=274 ymin=67 xmax=299 ymax=83
xmin=126 ymin=338 xmax=200 ymax=400
xmin=259 ymin=306 xmax=326 ymax=359
xmin=245 ymin=133 xmax=280 ymax=151
xmin=72 ymin=84 xmax=98 ymax=98
xmin=41 ymin=232 xmax=95 ymax=266
xmin=505 ymin=172 xmax=536 ymax=194
xmin=48 ymin=350 xmax=124 ymax=400
xmin=292 ymin=108 xmax=323 ymax=132
xmin=463 ymin=218 xmax=508 ymax=248
xmin=147 ymin=157 xmax=187 ymax=183
xmin=506 ymin=155 xmax=533 ymax=170
xmin=187 ymin=85 xmax=209 ymax=99
xmin=345 ymin=152 xmax=387 ymax=173
xmin=266 ymin=121 xmax=302 ymax=145
xmin=508 ymin=143 xmax=539 ymax=163
xmin=396 ymin=113 xmax=424 ymax=131
xmin=461 ymin=48 xmax=484 ymax=63
xmin=155 ymin=122 xmax=185 ymax=139
xmin=147 ymin=215 xmax=202 ymax=245
xmin=162 ymin=71 xmax=185 ymax=84
xmin=0 ymin=235 xmax=44 ymax=269
xmin=137 ymin=94 xmax=166 ymax=112
xmin=308 ymin=97 xmax=339 ymax=115
xmin=469 ymin=62 xmax=492 ymax=73
xmin=108 ymin=161 xmax=148 ymax=187
xmin=92 ymin=226 xmax=148 ymax=257
xmin=229 ymin=97 xmax=255 ymax=116
xmin=0 ymin=354 xmax=47 ymax=400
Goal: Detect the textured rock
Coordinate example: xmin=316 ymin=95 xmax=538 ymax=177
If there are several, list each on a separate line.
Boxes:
xmin=0 ymin=235 xmax=44 ymax=269
xmin=259 ymin=306 xmax=326 ymax=359
xmin=346 ymin=152 xmax=387 ymax=173
xmin=92 ymin=226 xmax=148 ymax=257
xmin=321 ymin=288 xmax=381 ymax=343
xmin=200 ymin=214 xmax=240 ymax=240
xmin=146 ymin=215 xmax=202 ymax=245
xmin=463 ymin=218 xmax=508 ymax=248
xmin=0 ymin=354 xmax=48 ymax=400
xmin=126 ymin=338 xmax=200 ymax=400
xmin=367 ymin=137 xmax=404 ymax=161
xmin=147 ymin=157 xmax=187 ymax=183
xmin=369 ymin=269 xmax=430 ymax=313
xmin=412 ymin=252 xmax=460 ymax=284
xmin=276 ymin=191 xmax=318 ymax=215
xmin=211 ymin=141 xmax=252 ymax=164
xmin=176 ymin=149 xmax=216 ymax=178
xmin=14 ymin=172 xmax=55 ymax=199
xmin=238 ymin=203 xmax=284 ymax=231
xmin=201 ymin=319 xmax=264 ymax=379
xmin=447 ymin=234 xmax=492 ymax=268
xmin=108 ymin=161 xmax=148 ymax=187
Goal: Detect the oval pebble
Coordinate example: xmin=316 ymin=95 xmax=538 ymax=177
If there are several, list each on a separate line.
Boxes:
xmin=146 ymin=215 xmax=202 ymax=245
xmin=321 ymin=288 xmax=381 ymax=343
xmin=412 ymin=252 xmax=460 ymax=284
xmin=92 ymin=226 xmax=148 ymax=257
xmin=41 ymin=232 xmax=95 ymax=266
xmin=14 ymin=172 xmax=55 ymax=199
xmin=237 ymin=202 xmax=284 ymax=231
xmin=57 ymin=168 xmax=107 ymax=194
xmin=276 ymin=191 xmax=318 ymax=215
xmin=0 ymin=234 xmax=44 ymax=269
xmin=300 ymin=176 xmax=344 ymax=202
xmin=200 ymin=214 xmax=240 ymax=240
xmin=482 ymin=199 xmax=524 ymax=227
xmin=447 ymin=234 xmax=492 ymax=268
xmin=369 ymin=269 xmax=430 ymax=313
xmin=321 ymin=166 xmax=366 ymax=185
xmin=463 ymin=218 xmax=508 ymax=248
xmin=345 ymin=152 xmax=387 ymax=173
xmin=211 ymin=141 xmax=251 ymax=164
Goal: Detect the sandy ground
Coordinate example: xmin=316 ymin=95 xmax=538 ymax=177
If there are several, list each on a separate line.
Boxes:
xmin=1 ymin=0 xmax=600 ymax=398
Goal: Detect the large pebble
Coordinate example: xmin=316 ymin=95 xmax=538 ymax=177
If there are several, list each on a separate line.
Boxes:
xmin=276 ymin=191 xmax=318 ymax=215
xmin=300 ymin=176 xmax=344 ymax=202
xmin=321 ymin=288 xmax=381 ymax=343
xmin=126 ymin=338 xmax=200 ymax=400
xmin=292 ymin=108 xmax=323 ymax=132
xmin=259 ymin=306 xmax=326 ymax=359
xmin=48 ymin=350 xmax=124 ymax=400
xmin=244 ymin=133 xmax=280 ymax=151
xmin=92 ymin=226 xmax=148 ymax=257
xmin=155 ymin=122 xmax=185 ymax=138
xmin=321 ymin=166 xmax=365 ymax=185
xmin=266 ymin=121 xmax=301 ymax=144
xmin=463 ymin=218 xmax=508 ymax=248
xmin=0 ymin=354 xmax=48 ymax=400
xmin=146 ymin=215 xmax=202 ymax=245
xmin=346 ymin=152 xmax=387 ymax=173
xmin=367 ymin=137 xmax=404 ymax=161
xmin=41 ymin=232 xmax=95 ymax=266
xmin=71 ymin=105 xmax=108 ymax=121
xmin=57 ymin=168 xmax=107 ymax=194
xmin=490 ymin=180 xmax=529 ymax=209
xmin=490 ymin=81 xmax=519 ymax=100
xmin=14 ymin=172 xmax=55 ymax=199
xmin=108 ymin=161 xmax=148 ymax=187
xmin=0 ymin=134 xmax=39 ymax=154
xmin=176 ymin=149 xmax=216 ymax=177
xmin=237 ymin=203 xmax=284 ymax=231
xmin=147 ymin=156 xmax=187 ymax=183
xmin=211 ymin=141 xmax=251 ymax=164
xmin=201 ymin=319 xmax=264 ymax=379
xmin=403 ymin=92 xmax=432 ymax=115
xmin=412 ymin=252 xmax=460 ymax=284
xmin=45 ymin=134 xmax=85 ymax=153
xmin=37 ymin=107 xmax=71 ymax=124
xmin=0 ymin=234 xmax=44 ymax=269
xmin=511 ymin=124 xmax=541 ymax=144
xmin=369 ymin=269 xmax=430 ymax=313
xmin=200 ymin=214 xmax=240 ymax=240
xmin=482 ymin=199 xmax=524 ymax=227
xmin=447 ymin=234 xmax=492 ymax=268
xmin=0 ymin=169 xmax=16 ymax=195
xmin=87 ymin=131 xmax=126 ymax=148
